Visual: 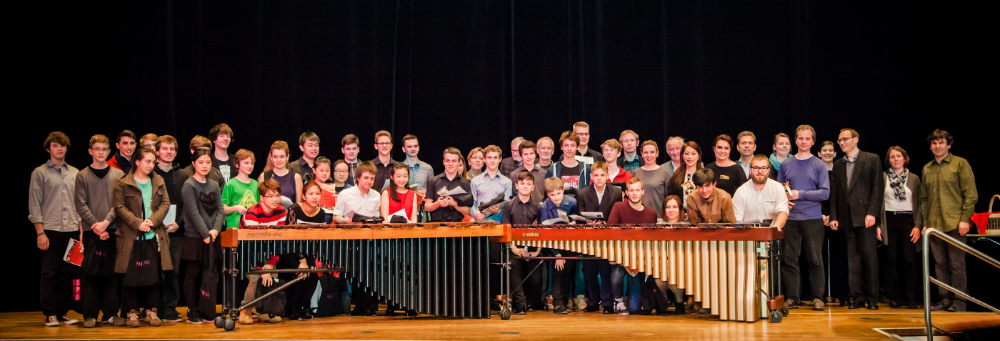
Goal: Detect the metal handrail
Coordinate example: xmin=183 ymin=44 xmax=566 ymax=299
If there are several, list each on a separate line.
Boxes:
xmin=922 ymin=228 xmax=1000 ymax=340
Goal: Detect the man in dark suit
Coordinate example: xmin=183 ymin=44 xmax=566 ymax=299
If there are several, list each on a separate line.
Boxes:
xmin=576 ymin=161 xmax=623 ymax=313
xmin=829 ymin=128 xmax=884 ymax=310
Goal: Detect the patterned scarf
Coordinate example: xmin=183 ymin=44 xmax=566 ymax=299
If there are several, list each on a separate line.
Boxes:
xmin=768 ymin=153 xmax=783 ymax=172
xmin=887 ymin=167 xmax=908 ymax=200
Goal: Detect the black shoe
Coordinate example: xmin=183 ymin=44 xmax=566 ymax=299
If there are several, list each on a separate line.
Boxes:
xmin=930 ymin=300 xmax=951 ymax=311
xmin=849 ymin=301 xmax=863 ymax=309
xmin=553 ymin=309 xmax=569 ymax=315
xmin=301 ymin=309 xmax=315 ymax=320
xmin=908 ymin=302 xmax=919 ymax=310
xmin=839 ymin=299 xmax=850 ymax=307
xmin=583 ymin=306 xmax=600 ymax=312
xmin=385 ymin=309 xmax=397 ymax=317
xmin=868 ymin=302 xmax=879 ymax=310
xmin=405 ymin=310 xmax=418 ymax=316
xmin=889 ymin=300 xmax=900 ymax=308
xmin=674 ymin=302 xmax=686 ymax=315
xmin=288 ymin=311 xmax=302 ymax=321
xmin=602 ymin=307 xmax=614 ymax=314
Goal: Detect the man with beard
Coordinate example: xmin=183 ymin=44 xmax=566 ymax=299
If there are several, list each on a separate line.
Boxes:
xmin=733 ymin=154 xmax=789 ymax=229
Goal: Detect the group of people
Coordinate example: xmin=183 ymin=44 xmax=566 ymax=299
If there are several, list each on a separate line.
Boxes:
xmin=28 ymin=121 xmax=978 ymax=328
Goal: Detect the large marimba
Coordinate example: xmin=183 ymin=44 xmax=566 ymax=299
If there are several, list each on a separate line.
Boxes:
xmin=216 ymin=222 xmax=504 ymax=330
xmin=498 ymin=223 xmax=785 ymax=323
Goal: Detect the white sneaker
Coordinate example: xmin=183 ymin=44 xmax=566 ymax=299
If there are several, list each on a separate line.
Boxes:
xmin=615 ymin=302 xmax=629 ymax=315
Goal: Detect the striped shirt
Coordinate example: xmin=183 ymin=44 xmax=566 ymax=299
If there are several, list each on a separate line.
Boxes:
xmin=240 ymin=203 xmax=288 ymax=228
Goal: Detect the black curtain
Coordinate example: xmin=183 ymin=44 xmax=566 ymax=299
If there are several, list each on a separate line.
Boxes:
xmin=12 ymin=0 xmax=993 ymax=312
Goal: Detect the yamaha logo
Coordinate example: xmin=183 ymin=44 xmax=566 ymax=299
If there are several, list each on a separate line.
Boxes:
xmin=521 ymin=232 xmax=540 ymax=238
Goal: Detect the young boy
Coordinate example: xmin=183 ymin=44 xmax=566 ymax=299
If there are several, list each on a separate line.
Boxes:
xmin=238 ymin=179 xmax=288 ymax=324
xmin=74 ymin=134 xmax=126 ymax=327
xmin=223 ymin=149 xmax=259 ymax=230
xmin=509 ymin=141 xmax=547 ymax=203
xmin=209 ymin=123 xmax=236 ymax=183
xmin=539 ymin=177 xmax=580 ymax=314
xmin=500 ymin=172 xmax=543 ymax=314
xmin=471 ymin=145 xmax=512 ymax=222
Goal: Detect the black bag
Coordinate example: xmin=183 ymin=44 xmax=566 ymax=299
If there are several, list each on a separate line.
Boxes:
xmin=122 ymin=238 xmax=160 ymax=287
xmin=255 ymin=277 xmax=287 ymax=317
xmin=315 ymin=273 xmax=347 ymax=317
xmin=197 ymin=242 xmax=218 ymax=320
xmin=82 ymin=233 xmax=116 ymax=277
xmin=642 ymin=277 xmax=672 ymax=314
xmin=417 ymin=202 xmax=431 ymax=223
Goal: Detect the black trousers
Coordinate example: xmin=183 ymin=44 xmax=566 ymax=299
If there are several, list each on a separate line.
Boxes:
xmin=278 ymin=273 xmax=318 ymax=315
xmin=826 ymin=226 xmax=849 ymax=302
xmin=845 ymin=224 xmax=880 ymax=303
xmin=81 ymin=231 xmax=119 ymax=320
xmin=183 ymin=259 xmax=217 ymax=319
xmin=583 ymin=260 xmax=614 ymax=309
xmin=40 ymin=230 xmax=77 ymax=317
xmin=883 ymin=212 xmax=918 ymax=305
xmin=123 ymin=285 xmax=160 ymax=312
xmin=929 ymin=228 xmax=967 ymax=311
xmin=550 ymin=252 xmax=575 ymax=312
xmin=781 ymin=219 xmax=825 ymax=302
xmin=160 ymin=233 xmax=184 ymax=315
xmin=509 ymin=250 xmax=544 ymax=312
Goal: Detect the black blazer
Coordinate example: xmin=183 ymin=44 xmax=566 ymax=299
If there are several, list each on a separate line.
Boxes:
xmin=830 ymin=150 xmax=884 ymax=227
xmin=577 ymin=183 xmax=623 ymax=219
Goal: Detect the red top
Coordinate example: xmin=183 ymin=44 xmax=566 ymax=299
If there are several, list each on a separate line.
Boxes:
xmin=387 ymin=189 xmax=416 ymax=219
xmin=608 ymin=201 xmax=657 ymax=224
xmin=320 ymin=187 xmax=337 ymax=209
xmin=609 ymin=168 xmax=633 ymax=183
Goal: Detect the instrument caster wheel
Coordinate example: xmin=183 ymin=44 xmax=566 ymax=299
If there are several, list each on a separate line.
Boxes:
xmin=769 ymin=310 xmax=783 ymax=323
xmin=224 ymin=318 xmax=236 ymax=331
xmin=499 ymin=307 xmax=512 ymax=320
xmin=780 ymin=306 xmax=789 ymax=317
xmin=214 ymin=316 xmax=225 ymax=328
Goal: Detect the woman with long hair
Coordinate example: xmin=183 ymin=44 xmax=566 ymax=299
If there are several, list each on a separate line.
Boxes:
xmin=258 ymin=141 xmax=302 ymax=207
xmin=381 ymin=162 xmax=418 ymax=222
xmin=706 ymin=134 xmax=747 ymax=196
xmin=112 ymin=148 xmax=173 ymax=327
xmin=465 ymin=147 xmax=484 ymax=180
xmin=668 ymin=141 xmax=704 ymax=205
xmin=180 ymin=148 xmax=225 ymax=324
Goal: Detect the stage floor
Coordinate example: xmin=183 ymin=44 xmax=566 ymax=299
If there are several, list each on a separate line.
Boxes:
xmin=1 ymin=306 xmax=997 ymax=340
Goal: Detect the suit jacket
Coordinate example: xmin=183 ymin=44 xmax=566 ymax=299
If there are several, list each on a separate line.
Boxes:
xmin=830 ymin=150 xmax=884 ymax=228
xmin=576 ymin=183 xmax=623 ymax=220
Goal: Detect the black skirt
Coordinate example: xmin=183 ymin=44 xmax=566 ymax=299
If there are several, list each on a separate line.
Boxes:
xmin=122 ymin=238 xmax=160 ymax=287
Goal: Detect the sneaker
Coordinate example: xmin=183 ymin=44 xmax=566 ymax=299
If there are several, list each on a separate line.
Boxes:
xmin=239 ymin=310 xmax=255 ymax=325
xmin=583 ymin=305 xmax=600 ymax=312
xmin=260 ymin=314 xmax=282 ymax=323
xmin=553 ymin=309 xmax=569 ymax=315
xmin=186 ymin=309 xmax=204 ymax=324
xmin=106 ymin=316 xmax=126 ymax=327
xmin=811 ymin=299 xmax=825 ymax=311
xmin=575 ymin=295 xmax=587 ymax=312
xmin=58 ymin=315 xmax=79 ymax=325
xmin=160 ymin=309 xmax=182 ymax=323
xmin=146 ymin=308 xmax=162 ymax=327
xmin=615 ymin=302 xmax=629 ymax=315
xmin=82 ymin=318 xmax=97 ymax=328
xmin=126 ymin=310 xmax=140 ymax=328
xmin=45 ymin=316 xmax=60 ymax=327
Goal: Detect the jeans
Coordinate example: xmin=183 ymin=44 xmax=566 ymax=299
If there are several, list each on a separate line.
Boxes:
xmin=781 ymin=219 xmax=825 ymax=302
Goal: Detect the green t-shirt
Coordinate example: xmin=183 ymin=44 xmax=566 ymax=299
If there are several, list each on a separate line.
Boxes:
xmin=135 ymin=178 xmax=155 ymax=240
xmin=222 ymin=177 xmax=259 ymax=229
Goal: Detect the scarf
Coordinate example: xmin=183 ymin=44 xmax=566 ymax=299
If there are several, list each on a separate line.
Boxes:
xmin=768 ymin=153 xmax=783 ymax=172
xmin=887 ymin=168 xmax=908 ymax=200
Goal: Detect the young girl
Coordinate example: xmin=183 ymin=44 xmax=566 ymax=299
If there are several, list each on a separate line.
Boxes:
xmin=669 ymin=142 xmax=703 ymax=205
xmin=112 ymin=148 xmax=172 ymax=328
xmin=312 ymin=157 xmax=338 ymax=209
xmin=181 ymin=149 xmax=225 ymax=324
xmin=288 ymin=181 xmax=328 ymax=224
xmin=381 ymin=162 xmax=418 ymax=222
xmin=662 ymin=195 xmax=685 ymax=223
xmin=258 ymin=141 xmax=302 ymax=208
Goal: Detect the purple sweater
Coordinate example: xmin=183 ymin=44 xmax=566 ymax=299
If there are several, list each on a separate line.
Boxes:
xmin=777 ymin=155 xmax=830 ymax=220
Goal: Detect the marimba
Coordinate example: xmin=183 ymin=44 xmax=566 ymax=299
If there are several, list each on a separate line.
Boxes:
xmin=497 ymin=223 xmax=785 ymax=323
xmin=216 ymin=222 xmax=504 ymax=330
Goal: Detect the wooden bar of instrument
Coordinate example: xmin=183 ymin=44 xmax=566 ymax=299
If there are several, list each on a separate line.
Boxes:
xmin=500 ymin=223 xmax=781 ymax=323
xmin=221 ymin=222 xmax=505 ymax=319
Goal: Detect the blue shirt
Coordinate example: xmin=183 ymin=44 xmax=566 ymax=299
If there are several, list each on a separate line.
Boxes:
xmin=540 ymin=196 xmax=579 ymax=222
xmin=405 ymin=157 xmax=434 ymax=191
xmin=777 ymin=155 xmax=830 ymax=220
xmin=470 ymin=171 xmax=512 ymax=221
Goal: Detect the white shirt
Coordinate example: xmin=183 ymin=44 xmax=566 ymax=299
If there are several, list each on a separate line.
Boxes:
xmin=883 ymin=173 xmax=913 ymax=212
xmin=733 ymin=178 xmax=789 ymax=226
xmin=595 ymin=185 xmax=606 ymax=205
xmin=332 ymin=186 xmax=381 ymax=219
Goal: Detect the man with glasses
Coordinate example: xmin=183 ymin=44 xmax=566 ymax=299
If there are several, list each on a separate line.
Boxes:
xmin=573 ymin=121 xmax=604 ymax=164
xmin=371 ymin=130 xmax=395 ymax=192
xmin=402 ymin=134 xmax=433 ymax=196
xmin=733 ymin=155 xmax=789 ymax=229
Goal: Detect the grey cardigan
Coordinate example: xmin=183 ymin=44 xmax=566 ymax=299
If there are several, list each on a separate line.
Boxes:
xmin=879 ymin=170 xmax=923 ymax=248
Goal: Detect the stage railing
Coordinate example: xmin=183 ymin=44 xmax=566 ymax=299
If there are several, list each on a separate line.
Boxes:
xmin=921 ymin=228 xmax=1000 ymax=340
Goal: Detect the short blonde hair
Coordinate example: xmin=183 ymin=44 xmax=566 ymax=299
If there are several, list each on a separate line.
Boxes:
xmin=544 ymin=177 xmax=563 ymax=193
xmin=601 ymin=139 xmax=621 ymax=152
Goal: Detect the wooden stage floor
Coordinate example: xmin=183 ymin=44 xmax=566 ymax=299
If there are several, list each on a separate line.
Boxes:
xmin=1 ymin=306 xmax=997 ymax=340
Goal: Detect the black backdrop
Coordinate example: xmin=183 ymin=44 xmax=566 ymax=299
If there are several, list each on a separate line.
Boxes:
xmin=13 ymin=1 xmax=994 ymax=312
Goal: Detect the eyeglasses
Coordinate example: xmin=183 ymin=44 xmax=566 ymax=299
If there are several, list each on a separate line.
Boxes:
xmin=334 ymin=170 xmax=349 ymax=174
xmin=376 ymin=142 xmax=392 ymax=146
xmin=751 ymin=167 xmax=769 ymax=172
xmin=262 ymin=194 xmax=281 ymax=199
xmin=91 ymin=148 xmax=110 ymax=152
